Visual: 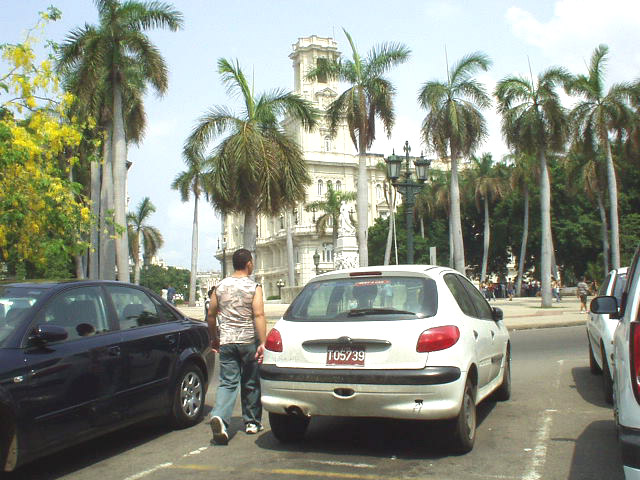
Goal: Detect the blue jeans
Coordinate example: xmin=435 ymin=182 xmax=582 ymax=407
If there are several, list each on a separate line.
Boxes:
xmin=209 ymin=342 xmax=262 ymax=428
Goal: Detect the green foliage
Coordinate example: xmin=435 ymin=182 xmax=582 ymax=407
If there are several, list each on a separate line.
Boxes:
xmin=139 ymin=264 xmax=191 ymax=299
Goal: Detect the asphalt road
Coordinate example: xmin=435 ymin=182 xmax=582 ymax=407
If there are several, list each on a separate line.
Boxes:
xmin=7 ymin=326 xmax=625 ymax=480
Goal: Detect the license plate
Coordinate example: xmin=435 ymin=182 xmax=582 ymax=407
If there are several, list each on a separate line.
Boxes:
xmin=326 ymin=344 xmax=366 ymax=366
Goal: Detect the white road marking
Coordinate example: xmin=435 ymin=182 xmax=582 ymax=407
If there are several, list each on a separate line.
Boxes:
xmin=554 ymin=360 xmax=564 ymax=390
xmin=182 ymin=446 xmax=208 ymax=457
xmin=522 ymin=408 xmax=556 ymax=480
xmin=123 ymin=462 xmax=173 ymax=480
xmin=306 ymin=460 xmax=376 ymax=468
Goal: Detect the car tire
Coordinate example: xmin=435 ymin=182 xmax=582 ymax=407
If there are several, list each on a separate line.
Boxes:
xmin=170 ymin=363 xmax=206 ymax=429
xmin=494 ymin=347 xmax=511 ymax=401
xmin=449 ymin=377 xmax=476 ymax=454
xmin=588 ymin=338 xmax=601 ymax=374
xmin=269 ymin=411 xmax=309 ymax=443
xmin=601 ymin=345 xmax=613 ymax=405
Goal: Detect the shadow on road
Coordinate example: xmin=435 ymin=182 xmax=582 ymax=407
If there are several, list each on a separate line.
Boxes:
xmin=570 ymin=366 xmax=609 ymax=407
xmin=561 ymin=420 xmax=624 ymax=480
xmin=255 ymin=399 xmax=497 ymax=460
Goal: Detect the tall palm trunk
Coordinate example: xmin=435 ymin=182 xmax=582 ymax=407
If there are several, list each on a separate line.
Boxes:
xmin=538 ymin=151 xmax=553 ymax=307
xmin=89 ymin=158 xmax=101 ymax=279
xmin=99 ymin=127 xmax=116 ymax=280
xmin=112 ymin=81 xmax=130 ymax=282
xmin=286 ymin=209 xmax=295 ymax=287
xmin=450 ymin=150 xmax=465 ymax=273
xmin=596 ymin=190 xmax=610 ymax=274
xmin=357 ymin=133 xmax=368 ymax=267
xmin=604 ymin=138 xmax=620 ymax=269
xmin=243 ymin=207 xmax=258 ymax=268
xmin=481 ymin=197 xmax=490 ymax=283
xmin=133 ymin=234 xmax=141 ymax=284
xmin=516 ymin=184 xmax=529 ymax=297
xmin=448 ymin=215 xmax=454 ymax=268
xmin=188 ymin=194 xmax=198 ymax=307
xmin=68 ymin=162 xmax=85 ymax=279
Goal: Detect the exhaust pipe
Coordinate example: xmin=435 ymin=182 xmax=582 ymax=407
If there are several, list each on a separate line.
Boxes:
xmin=285 ymin=405 xmax=307 ymax=417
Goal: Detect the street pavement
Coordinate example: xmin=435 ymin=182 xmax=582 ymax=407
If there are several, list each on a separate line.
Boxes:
xmin=177 ymin=294 xmax=590 ymax=331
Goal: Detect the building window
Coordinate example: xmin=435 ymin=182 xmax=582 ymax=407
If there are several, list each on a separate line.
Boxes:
xmin=318 ymin=179 xmax=323 ymax=196
xmin=322 ymin=242 xmax=333 ymax=262
xmin=327 ymin=180 xmax=333 ymax=191
xmin=336 ymin=180 xmax=341 ymax=191
xmin=323 ymin=136 xmax=331 ymax=152
xmin=293 ymin=208 xmax=299 ymax=225
xmin=279 ymin=214 xmax=285 ymax=230
xmin=376 ymin=184 xmax=383 ymax=201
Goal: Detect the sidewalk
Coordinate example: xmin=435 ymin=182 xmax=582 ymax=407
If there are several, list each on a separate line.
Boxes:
xmin=177 ymin=295 xmax=587 ymax=331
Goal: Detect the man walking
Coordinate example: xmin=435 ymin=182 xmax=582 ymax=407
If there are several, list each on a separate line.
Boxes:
xmin=577 ymin=276 xmax=589 ymax=313
xmin=206 ymin=249 xmax=266 ymax=444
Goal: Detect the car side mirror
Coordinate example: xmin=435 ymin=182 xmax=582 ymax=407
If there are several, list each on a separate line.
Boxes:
xmin=492 ymin=307 xmax=504 ymax=322
xmin=590 ymin=296 xmax=619 ymax=319
xmin=30 ymin=324 xmax=68 ymax=344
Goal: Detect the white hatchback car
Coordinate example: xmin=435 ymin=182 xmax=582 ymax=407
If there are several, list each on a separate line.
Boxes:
xmin=587 ymin=267 xmax=628 ymax=403
xmin=592 ymin=250 xmax=640 ymax=479
xmin=260 ymin=265 xmax=511 ymax=453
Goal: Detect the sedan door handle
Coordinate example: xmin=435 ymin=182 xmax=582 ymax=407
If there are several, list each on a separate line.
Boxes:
xmin=165 ymin=334 xmax=177 ymax=345
xmin=491 ymin=331 xmax=496 ymax=338
xmin=473 ymin=330 xmax=479 ymax=340
xmin=108 ymin=346 xmax=121 ymax=357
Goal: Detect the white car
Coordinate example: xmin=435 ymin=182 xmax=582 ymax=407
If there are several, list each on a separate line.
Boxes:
xmin=587 ymin=267 xmax=628 ymax=403
xmin=592 ymin=250 xmax=640 ymax=479
xmin=260 ymin=265 xmax=511 ymax=453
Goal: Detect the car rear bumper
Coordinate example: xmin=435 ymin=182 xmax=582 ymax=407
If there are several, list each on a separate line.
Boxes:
xmin=260 ymin=365 xmax=465 ymax=420
xmin=620 ymin=425 xmax=640 ymax=471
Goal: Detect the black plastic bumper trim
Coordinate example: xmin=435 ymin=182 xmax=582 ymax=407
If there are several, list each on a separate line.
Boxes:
xmin=259 ymin=365 xmax=461 ymax=385
xmin=620 ymin=425 xmax=640 ymax=469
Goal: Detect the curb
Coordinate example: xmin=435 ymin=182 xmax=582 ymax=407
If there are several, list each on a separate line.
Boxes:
xmin=507 ymin=319 xmax=586 ymax=331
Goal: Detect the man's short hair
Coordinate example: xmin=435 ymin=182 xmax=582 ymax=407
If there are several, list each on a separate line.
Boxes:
xmin=232 ymin=249 xmax=253 ymax=271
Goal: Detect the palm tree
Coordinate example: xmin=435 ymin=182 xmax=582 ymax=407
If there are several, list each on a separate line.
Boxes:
xmin=495 ymin=67 xmax=570 ymax=307
xmin=566 ymin=45 xmax=636 ymax=270
xmin=307 ymin=29 xmax=410 ymax=267
xmin=172 ymin=150 xmax=211 ymax=307
xmin=468 ymin=153 xmax=505 ymax=282
xmin=186 ymin=58 xmax=318 ymax=261
xmin=418 ymin=52 xmax=492 ymax=274
xmin=305 ymin=183 xmax=357 ymax=255
xmin=58 ymin=0 xmax=183 ymax=282
xmin=127 ymin=197 xmax=163 ymax=285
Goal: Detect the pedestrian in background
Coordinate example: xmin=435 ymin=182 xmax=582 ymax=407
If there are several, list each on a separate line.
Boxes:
xmin=166 ymin=285 xmax=176 ymax=304
xmin=206 ymin=249 xmax=266 ymax=445
xmin=507 ymin=278 xmax=515 ymax=301
xmin=552 ymin=277 xmax=561 ymax=303
xmin=204 ymin=286 xmax=215 ymax=319
xmin=577 ymin=276 xmax=589 ymax=313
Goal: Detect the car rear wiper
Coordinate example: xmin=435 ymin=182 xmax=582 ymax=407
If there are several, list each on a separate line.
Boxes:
xmin=347 ymin=308 xmax=416 ymax=317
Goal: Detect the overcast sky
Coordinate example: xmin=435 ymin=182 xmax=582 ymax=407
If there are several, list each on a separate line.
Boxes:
xmin=2 ymin=0 xmax=639 ymax=271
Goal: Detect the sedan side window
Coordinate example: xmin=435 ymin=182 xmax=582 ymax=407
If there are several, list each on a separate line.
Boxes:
xmin=444 ymin=274 xmax=477 ymax=318
xmin=456 ymin=275 xmax=494 ymax=320
xmin=106 ymin=286 xmax=166 ymax=328
xmin=37 ymin=287 xmax=110 ymax=340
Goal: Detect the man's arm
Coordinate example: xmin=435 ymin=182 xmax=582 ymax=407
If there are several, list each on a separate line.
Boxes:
xmin=207 ymin=291 xmax=220 ymax=352
xmin=253 ymin=285 xmax=266 ymax=362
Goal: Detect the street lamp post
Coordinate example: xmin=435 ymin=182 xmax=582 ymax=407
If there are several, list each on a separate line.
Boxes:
xmin=276 ymin=278 xmax=285 ymax=299
xmin=384 ymin=141 xmax=431 ymax=264
xmin=313 ymin=249 xmax=320 ymax=275
xmin=221 ymin=239 xmax=227 ymax=278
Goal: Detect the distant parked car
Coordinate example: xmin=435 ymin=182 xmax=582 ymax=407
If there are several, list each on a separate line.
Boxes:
xmin=591 ymin=249 xmax=640 ymax=479
xmin=587 ymin=267 xmax=628 ymax=403
xmin=261 ymin=265 xmax=511 ymax=453
xmin=0 ymin=280 xmax=214 ymax=473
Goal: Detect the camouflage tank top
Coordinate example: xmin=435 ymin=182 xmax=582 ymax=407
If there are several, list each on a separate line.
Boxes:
xmin=216 ymin=276 xmax=259 ymax=344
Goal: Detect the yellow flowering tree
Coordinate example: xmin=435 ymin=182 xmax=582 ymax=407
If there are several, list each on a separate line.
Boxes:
xmin=0 ymin=8 xmax=91 ymax=278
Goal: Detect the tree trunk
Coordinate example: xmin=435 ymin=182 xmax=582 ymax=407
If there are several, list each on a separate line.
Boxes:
xmin=99 ymin=127 xmax=116 ymax=280
xmin=538 ymin=151 xmax=553 ymax=307
xmin=286 ymin=209 xmax=295 ymax=286
xmin=481 ymin=197 xmax=490 ymax=283
xmin=384 ymin=191 xmax=396 ymax=266
xmin=596 ymin=190 xmax=610 ymax=274
xmin=112 ymin=81 xmax=130 ymax=282
xmin=420 ymin=216 xmax=425 ymax=238
xmin=450 ymin=150 xmax=465 ymax=274
xmin=516 ymin=184 xmax=529 ymax=297
xmin=448 ymin=214 xmax=454 ymax=268
xmin=89 ymin=158 xmax=101 ymax=279
xmin=243 ymin=207 xmax=258 ymax=267
xmin=604 ymin=138 xmax=620 ymax=269
xmin=357 ymin=135 xmax=368 ymax=267
xmin=186 ymin=195 xmax=198 ymax=306
xmin=133 ymin=242 xmax=141 ymax=285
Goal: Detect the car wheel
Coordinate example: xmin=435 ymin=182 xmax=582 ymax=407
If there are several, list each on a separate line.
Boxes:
xmin=494 ymin=348 xmax=511 ymax=401
xmin=170 ymin=363 xmax=206 ymax=429
xmin=449 ymin=377 xmax=476 ymax=454
xmin=588 ymin=337 xmax=601 ymax=374
xmin=268 ymin=411 xmax=309 ymax=443
xmin=601 ymin=345 xmax=613 ymax=405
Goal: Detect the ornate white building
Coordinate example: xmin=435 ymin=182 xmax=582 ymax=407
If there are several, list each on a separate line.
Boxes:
xmin=215 ymin=36 xmax=392 ymax=298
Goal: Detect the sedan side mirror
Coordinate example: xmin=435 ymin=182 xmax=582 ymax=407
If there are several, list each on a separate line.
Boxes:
xmin=492 ymin=307 xmax=504 ymax=322
xmin=30 ymin=324 xmax=68 ymax=344
xmin=590 ymin=296 xmax=619 ymax=319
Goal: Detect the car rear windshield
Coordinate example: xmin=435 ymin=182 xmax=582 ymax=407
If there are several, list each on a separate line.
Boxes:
xmin=0 ymin=286 xmax=45 ymax=346
xmin=284 ymin=276 xmax=438 ymax=322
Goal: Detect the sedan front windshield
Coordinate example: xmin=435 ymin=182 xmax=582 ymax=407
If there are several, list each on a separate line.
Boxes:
xmin=0 ymin=286 xmax=45 ymax=346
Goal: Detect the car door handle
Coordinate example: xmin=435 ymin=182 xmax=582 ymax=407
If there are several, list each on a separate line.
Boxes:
xmin=108 ymin=346 xmax=121 ymax=357
xmin=473 ymin=330 xmax=478 ymax=340
xmin=165 ymin=334 xmax=177 ymax=344
xmin=491 ymin=331 xmax=496 ymax=339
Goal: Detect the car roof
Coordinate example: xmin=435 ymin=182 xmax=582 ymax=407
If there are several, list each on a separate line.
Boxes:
xmin=0 ymin=280 xmax=143 ymax=290
xmin=309 ymin=264 xmax=454 ymax=282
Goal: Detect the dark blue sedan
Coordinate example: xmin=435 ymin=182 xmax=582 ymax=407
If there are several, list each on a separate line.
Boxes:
xmin=0 ymin=280 xmax=215 ymax=472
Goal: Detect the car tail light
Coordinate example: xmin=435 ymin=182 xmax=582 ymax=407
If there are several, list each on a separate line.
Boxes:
xmin=417 ymin=325 xmax=460 ymax=352
xmin=631 ymin=322 xmax=640 ymax=404
xmin=265 ymin=328 xmax=283 ymax=352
